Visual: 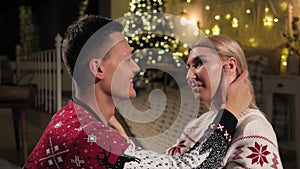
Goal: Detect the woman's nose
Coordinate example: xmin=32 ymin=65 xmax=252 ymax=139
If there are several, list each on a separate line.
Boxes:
xmin=186 ymin=69 xmax=194 ymax=81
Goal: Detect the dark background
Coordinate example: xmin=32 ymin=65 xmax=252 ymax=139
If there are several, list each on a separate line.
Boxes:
xmin=0 ymin=0 xmax=111 ymax=60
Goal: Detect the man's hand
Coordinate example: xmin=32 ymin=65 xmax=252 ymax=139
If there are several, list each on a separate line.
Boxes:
xmin=224 ymin=70 xmax=252 ymax=118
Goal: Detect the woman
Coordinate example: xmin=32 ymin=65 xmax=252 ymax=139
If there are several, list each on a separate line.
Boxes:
xmin=167 ymin=35 xmax=283 ymax=168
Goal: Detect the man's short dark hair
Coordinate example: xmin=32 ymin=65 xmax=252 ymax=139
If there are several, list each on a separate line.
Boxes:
xmin=62 ymin=15 xmax=123 ymax=77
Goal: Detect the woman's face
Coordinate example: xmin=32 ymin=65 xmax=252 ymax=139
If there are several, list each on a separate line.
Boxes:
xmin=186 ymin=46 xmax=223 ymax=104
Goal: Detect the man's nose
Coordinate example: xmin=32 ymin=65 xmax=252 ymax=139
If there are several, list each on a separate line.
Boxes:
xmin=132 ymin=61 xmax=140 ymax=73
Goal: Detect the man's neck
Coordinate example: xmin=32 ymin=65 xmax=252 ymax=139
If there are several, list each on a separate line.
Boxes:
xmin=75 ymin=87 xmax=117 ymax=124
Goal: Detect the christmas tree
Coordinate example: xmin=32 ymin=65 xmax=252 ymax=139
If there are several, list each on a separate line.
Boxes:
xmin=121 ymin=0 xmax=202 ymax=87
xmin=123 ymin=0 xmax=192 ymax=68
xmin=19 ymin=5 xmax=40 ymax=57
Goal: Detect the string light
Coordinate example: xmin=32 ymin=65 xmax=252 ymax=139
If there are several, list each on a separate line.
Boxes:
xmin=263 ymin=15 xmax=274 ymax=27
xmin=212 ymin=24 xmax=221 ymax=35
xmin=225 ymin=14 xmax=231 ymax=20
xmin=205 ymin=5 xmax=210 ymax=10
xmin=231 ymin=18 xmax=238 ymax=28
xmin=280 ymin=47 xmax=289 ymax=75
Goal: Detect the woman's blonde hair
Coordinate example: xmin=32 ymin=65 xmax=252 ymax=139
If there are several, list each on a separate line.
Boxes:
xmin=192 ymin=34 xmax=257 ymax=109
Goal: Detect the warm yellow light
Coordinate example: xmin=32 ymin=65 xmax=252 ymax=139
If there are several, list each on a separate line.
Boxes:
xmin=282 ymin=61 xmax=287 ymax=66
xmin=225 ymin=14 xmax=231 ymax=20
xmin=274 ymin=18 xmax=279 ymax=23
xmin=263 ymin=15 xmax=274 ymax=27
xmin=205 ymin=5 xmax=210 ymax=10
xmin=232 ymin=18 xmax=238 ymax=28
xmin=186 ymin=0 xmax=191 ymax=3
xmin=205 ymin=29 xmax=210 ymax=34
xmin=248 ymin=38 xmax=255 ymax=43
xmin=246 ymin=9 xmax=251 ymax=14
xmin=280 ymin=2 xmax=288 ymax=11
xmin=215 ymin=15 xmax=220 ymax=20
xmin=265 ymin=7 xmax=269 ymax=13
xmin=212 ymin=24 xmax=221 ymax=35
xmin=280 ymin=47 xmax=289 ymax=74
xmin=245 ymin=24 xmax=249 ymax=28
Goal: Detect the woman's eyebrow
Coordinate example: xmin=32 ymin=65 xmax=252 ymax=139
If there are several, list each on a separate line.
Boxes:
xmin=194 ymin=54 xmax=207 ymax=60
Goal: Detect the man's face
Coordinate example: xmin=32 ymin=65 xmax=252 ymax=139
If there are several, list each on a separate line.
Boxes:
xmin=100 ymin=32 xmax=140 ymax=100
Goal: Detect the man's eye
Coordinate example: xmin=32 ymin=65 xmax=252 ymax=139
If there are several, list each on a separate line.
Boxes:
xmin=126 ymin=58 xmax=132 ymax=63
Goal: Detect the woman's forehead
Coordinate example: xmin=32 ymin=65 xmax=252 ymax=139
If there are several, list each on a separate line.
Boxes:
xmin=190 ymin=46 xmax=215 ymax=54
xmin=189 ymin=47 xmax=219 ymax=58
xmin=188 ymin=46 xmax=221 ymax=63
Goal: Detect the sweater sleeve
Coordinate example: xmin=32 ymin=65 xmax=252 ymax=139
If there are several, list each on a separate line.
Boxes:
xmin=123 ymin=109 xmax=238 ymax=168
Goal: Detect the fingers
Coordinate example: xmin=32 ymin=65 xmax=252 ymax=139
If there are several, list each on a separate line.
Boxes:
xmin=233 ymin=69 xmax=249 ymax=83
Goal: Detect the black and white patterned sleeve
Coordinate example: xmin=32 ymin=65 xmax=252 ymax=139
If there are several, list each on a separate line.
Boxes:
xmin=123 ymin=109 xmax=237 ymax=168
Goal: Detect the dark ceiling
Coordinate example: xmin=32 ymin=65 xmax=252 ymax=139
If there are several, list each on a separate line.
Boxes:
xmin=0 ymin=0 xmax=105 ymax=60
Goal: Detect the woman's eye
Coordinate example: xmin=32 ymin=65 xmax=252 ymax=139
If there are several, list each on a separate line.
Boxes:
xmin=193 ymin=59 xmax=204 ymax=68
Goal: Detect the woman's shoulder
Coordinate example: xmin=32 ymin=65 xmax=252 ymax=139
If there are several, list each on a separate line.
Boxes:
xmin=238 ymin=109 xmax=269 ymax=125
xmin=233 ymin=109 xmax=278 ymax=146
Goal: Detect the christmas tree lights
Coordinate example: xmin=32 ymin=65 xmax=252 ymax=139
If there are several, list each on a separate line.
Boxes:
xmin=123 ymin=0 xmax=190 ymax=68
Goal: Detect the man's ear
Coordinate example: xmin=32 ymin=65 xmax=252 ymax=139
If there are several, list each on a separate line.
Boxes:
xmin=89 ymin=58 xmax=104 ymax=80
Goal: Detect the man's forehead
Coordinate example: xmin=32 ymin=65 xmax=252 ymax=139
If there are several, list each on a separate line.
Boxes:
xmin=108 ymin=32 xmax=126 ymax=45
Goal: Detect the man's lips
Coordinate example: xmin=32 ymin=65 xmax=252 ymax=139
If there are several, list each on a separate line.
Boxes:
xmin=129 ymin=78 xmax=134 ymax=87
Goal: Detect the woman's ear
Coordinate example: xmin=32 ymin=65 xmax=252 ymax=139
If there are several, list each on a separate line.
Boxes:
xmin=223 ymin=57 xmax=238 ymax=86
xmin=223 ymin=57 xmax=237 ymax=75
xmin=89 ymin=58 xmax=104 ymax=80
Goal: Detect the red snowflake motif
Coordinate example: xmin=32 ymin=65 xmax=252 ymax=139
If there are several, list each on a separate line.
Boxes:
xmin=270 ymin=153 xmax=279 ymax=169
xmin=168 ymin=140 xmax=186 ymax=155
xmin=233 ymin=146 xmax=244 ymax=160
xmin=246 ymin=142 xmax=271 ymax=166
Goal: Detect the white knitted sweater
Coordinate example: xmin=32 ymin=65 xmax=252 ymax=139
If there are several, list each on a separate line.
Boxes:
xmin=167 ymin=109 xmax=284 ymax=168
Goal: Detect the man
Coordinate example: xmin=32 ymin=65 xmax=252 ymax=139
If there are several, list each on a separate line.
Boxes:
xmin=24 ymin=15 xmax=251 ymax=168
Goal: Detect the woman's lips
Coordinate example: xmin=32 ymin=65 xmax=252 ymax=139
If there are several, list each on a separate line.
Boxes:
xmin=190 ymin=81 xmax=205 ymax=91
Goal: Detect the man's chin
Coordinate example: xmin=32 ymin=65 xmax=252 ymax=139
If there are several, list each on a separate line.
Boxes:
xmin=128 ymin=89 xmax=137 ymax=98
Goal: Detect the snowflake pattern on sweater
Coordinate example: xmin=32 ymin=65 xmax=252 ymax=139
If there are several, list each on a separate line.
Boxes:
xmin=167 ymin=109 xmax=284 ymax=168
xmin=24 ymin=99 xmax=238 ymax=168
